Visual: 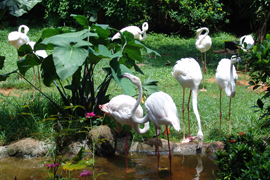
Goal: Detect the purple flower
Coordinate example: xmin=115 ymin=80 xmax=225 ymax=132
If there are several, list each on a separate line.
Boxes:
xmin=86 ymin=112 xmax=96 ymax=118
xmin=79 ymin=170 xmax=93 ymax=178
xmin=45 ymin=163 xmax=59 ymax=169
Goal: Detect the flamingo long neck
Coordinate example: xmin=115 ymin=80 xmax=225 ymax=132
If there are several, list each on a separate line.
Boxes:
xmin=139 ymin=31 xmax=147 ymax=41
xmin=131 ymin=121 xmax=149 ymax=134
xmin=192 ymin=89 xmax=201 ymax=132
xmin=196 ymin=28 xmax=209 ymax=46
xmin=131 ymin=82 xmax=149 ymax=124
xmin=226 ymin=61 xmax=236 ymax=98
xmin=18 ymin=25 xmax=28 ymax=35
xmin=139 ymin=24 xmax=147 ymax=41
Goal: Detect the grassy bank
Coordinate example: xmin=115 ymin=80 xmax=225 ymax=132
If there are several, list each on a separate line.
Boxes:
xmin=0 ymin=26 xmax=266 ymax=145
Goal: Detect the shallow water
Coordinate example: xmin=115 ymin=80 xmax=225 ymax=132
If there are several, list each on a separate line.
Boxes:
xmin=0 ymin=153 xmax=218 ymax=179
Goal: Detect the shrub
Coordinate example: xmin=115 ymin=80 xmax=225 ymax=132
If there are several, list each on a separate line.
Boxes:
xmin=240 ymin=34 xmax=270 ymax=129
xmin=215 ymin=131 xmax=270 ymax=179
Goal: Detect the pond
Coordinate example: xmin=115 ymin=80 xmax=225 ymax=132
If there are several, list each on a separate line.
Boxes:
xmin=0 ymin=153 xmax=218 ymax=179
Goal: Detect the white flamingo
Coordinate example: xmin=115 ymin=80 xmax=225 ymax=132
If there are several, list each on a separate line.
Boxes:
xmin=99 ymin=93 xmax=149 ymax=172
xmin=111 ymin=22 xmax=149 ymax=41
xmin=195 ymin=27 xmax=212 ymax=91
xmin=239 ymin=35 xmax=254 ymax=72
xmin=239 ymin=35 xmax=254 ymax=51
xmin=8 ymin=25 xmax=30 ymax=80
xmin=172 ymin=58 xmax=203 ymax=149
xmin=215 ymin=55 xmax=241 ymax=139
xmin=122 ymin=73 xmax=180 ymax=177
xmin=27 ymin=41 xmax=47 ymax=98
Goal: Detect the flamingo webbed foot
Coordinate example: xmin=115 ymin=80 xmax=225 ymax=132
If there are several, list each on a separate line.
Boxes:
xmin=199 ymin=88 xmax=207 ymax=92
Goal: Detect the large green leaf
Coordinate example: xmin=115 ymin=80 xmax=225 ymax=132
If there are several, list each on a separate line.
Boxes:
xmin=17 ymin=54 xmax=40 ymax=76
xmin=71 ymin=14 xmax=89 ymax=27
xmin=53 ymin=39 xmax=89 ymax=80
xmin=142 ymin=78 xmax=159 ymax=97
xmin=42 ymin=30 xmax=93 ymax=46
xmin=110 ymin=58 xmax=135 ymax=96
xmin=91 ymin=24 xmax=111 ymax=38
xmin=41 ymin=55 xmax=60 ymax=87
xmin=89 ymin=45 xmax=122 ymax=60
xmin=123 ymin=45 xmax=142 ymax=62
xmin=0 ymin=70 xmax=17 ymax=81
xmin=0 ymin=0 xmax=42 ymax=17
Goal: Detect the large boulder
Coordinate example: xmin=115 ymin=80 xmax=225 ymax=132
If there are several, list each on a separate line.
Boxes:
xmin=5 ymin=138 xmax=49 ymax=158
xmin=88 ymin=125 xmax=117 ymax=157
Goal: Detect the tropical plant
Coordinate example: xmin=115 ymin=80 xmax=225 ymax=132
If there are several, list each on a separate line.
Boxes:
xmin=215 ymin=131 xmax=270 ymax=179
xmin=0 ymin=0 xmax=42 ymax=21
xmin=239 ymin=34 xmax=270 ymax=129
xmin=0 ymin=14 xmax=160 ymax=126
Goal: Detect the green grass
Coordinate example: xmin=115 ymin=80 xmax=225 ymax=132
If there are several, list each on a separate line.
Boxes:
xmin=0 ymin=26 xmax=266 ymax=145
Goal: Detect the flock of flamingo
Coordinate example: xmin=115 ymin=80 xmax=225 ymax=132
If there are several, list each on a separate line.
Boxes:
xmin=8 ymin=23 xmax=253 ymax=177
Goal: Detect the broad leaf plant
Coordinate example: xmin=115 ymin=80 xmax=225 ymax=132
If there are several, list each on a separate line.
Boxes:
xmin=0 ymin=15 xmax=160 ymax=125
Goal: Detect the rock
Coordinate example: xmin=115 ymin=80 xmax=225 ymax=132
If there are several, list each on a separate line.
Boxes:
xmin=67 ymin=140 xmax=91 ymax=156
xmin=206 ymin=141 xmax=224 ymax=160
xmin=88 ymin=125 xmax=117 ymax=157
xmin=5 ymin=138 xmax=49 ymax=158
xmin=115 ymin=132 xmax=133 ymax=153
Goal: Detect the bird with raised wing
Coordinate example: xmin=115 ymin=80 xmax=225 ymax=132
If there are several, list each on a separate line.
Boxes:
xmin=122 ymin=73 xmax=180 ymax=177
xmin=111 ymin=22 xmax=149 ymax=41
xmin=172 ymin=58 xmax=203 ymax=149
xmin=215 ymin=55 xmax=241 ymax=139
xmin=195 ymin=27 xmax=212 ymax=91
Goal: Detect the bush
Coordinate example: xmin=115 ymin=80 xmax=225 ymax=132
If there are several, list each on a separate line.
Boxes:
xmin=240 ymin=34 xmax=270 ymax=129
xmin=43 ymin=0 xmax=228 ymax=35
xmin=215 ymin=131 xmax=270 ymax=179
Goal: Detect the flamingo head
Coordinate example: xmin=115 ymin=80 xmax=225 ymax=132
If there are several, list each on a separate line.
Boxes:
xmin=142 ymin=22 xmax=149 ymax=32
xmin=121 ymin=73 xmax=142 ymax=87
xmin=231 ymin=55 xmax=241 ymax=64
xmin=196 ymin=130 xmax=204 ymax=149
xmin=196 ymin=27 xmax=209 ymax=38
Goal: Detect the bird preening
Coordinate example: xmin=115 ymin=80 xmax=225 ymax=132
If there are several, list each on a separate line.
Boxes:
xmin=215 ymin=55 xmax=241 ymax=139
xmin=172 ymin=58 xmax=204 ymax=149
xmin=121 ymin=73 xmax=180 ymax=178
xmin=111 ymin=22 xmax=149 ymax=41
xmin=195 ymin=27 xmax=212 ymax=91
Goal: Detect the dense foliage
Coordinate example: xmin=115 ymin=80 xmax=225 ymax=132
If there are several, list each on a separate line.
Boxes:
xmin=42 ymin=0 xmax=227 ymax=35
xmin=215 ymin=132 xmax=270 ymax=179
xmin=240 ymin=34 xmax=270 ymax=129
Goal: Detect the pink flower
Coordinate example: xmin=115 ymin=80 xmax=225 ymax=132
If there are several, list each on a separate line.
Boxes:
xmin=86 ymin=112 xmax=96 ymax=118
xmin=79 ymin=170 xmax=93 ymax=178
xmin=45 ymin=163 xmax=59 ymax=169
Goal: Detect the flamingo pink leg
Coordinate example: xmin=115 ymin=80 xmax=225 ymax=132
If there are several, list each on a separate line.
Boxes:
xmin=204 ymin=52 xmax=207 ymax=74
xmin=200 ymin=52 xmax=207 ymax=91
xmin=155 ymin=127 xmax=160 ymax=179
xmin=187 ymin=90 xmax=196 ymax=141
xmin=229 ymin=98 xmax=232 ymax=135
xmin=166 ymin=126 xmax=172 ymax=177
xmin=125 ymin=125 xmax=130 ymax=170
xmin=219 ymin=90 xmax=222 ymax=140
xmin=181 ymin=90 xmax=189 ymax=143
xmin=33 ymin=67 xmax=35 ymax=99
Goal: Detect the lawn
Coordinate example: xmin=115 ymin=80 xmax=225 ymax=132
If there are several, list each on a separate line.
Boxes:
xmin=0 ymin=26 xmax=266 ymax=145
